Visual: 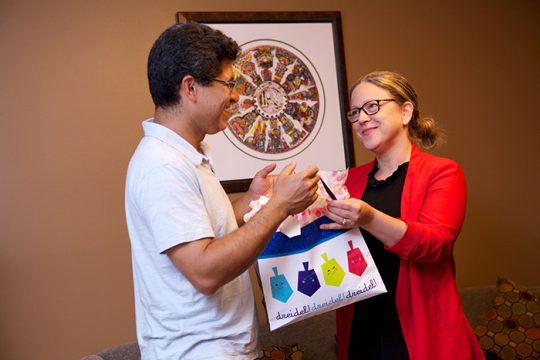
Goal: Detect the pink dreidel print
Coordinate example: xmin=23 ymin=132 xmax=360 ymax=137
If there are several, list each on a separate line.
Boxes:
xmin=347 ymin=240 xmax=367 ymax=277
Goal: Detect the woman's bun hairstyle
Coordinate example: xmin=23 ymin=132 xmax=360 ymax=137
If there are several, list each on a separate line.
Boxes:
xmin=350 ymin=71 xmax=444 ymax=150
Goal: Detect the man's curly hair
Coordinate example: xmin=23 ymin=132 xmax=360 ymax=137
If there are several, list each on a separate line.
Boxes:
xmin=147 ymin=22 xmax=241 ymax=108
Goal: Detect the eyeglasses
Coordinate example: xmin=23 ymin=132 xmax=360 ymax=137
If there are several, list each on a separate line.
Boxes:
xmin=212 ymin=79 xmax=236 ymax=93
xmin=346 ymin=99 xmax=395 ymax=123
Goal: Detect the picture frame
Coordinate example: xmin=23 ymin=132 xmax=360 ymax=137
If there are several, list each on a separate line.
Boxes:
xmin=177 ymin=12 xmax=355 ymax=193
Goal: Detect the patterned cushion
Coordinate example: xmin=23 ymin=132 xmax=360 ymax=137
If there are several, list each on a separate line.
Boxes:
xmin=255 ymin=344 xmax=303 ymax=360
xmin=474 ymin=277 xmax=540 ymax=360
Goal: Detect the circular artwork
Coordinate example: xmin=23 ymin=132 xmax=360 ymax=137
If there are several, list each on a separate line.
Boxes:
xmin=224 ymin=40 xmax=325 ymax=161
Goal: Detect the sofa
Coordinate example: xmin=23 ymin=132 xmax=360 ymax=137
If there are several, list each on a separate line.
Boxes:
xmin=80 ymin=280 xmax=540 ymax=360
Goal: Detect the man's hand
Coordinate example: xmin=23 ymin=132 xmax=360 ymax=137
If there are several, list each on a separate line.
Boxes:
xmin=233 ymin=162 xmax=319 ymax=225
xmin=245 ymin=162 xmax=278 ymax=202
xmin=169 ymin=162 xmax=320 ymax=296
xmin=232 ymin=163 xmax=278 ymax=225
xmin=267 ymin=162 xmax=320 ymax=217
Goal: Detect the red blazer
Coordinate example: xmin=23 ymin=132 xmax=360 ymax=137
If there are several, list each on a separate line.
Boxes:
xmin=337 ymin=144 xmax=484 ymax=360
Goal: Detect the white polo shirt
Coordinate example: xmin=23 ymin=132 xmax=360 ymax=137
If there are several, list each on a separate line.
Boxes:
xmin=125 ymin=119 xmax=259 ymax=360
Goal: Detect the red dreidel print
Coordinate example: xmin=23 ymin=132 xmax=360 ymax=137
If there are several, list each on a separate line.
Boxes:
xmin=347 ymin=240 xmax=367 ymax=277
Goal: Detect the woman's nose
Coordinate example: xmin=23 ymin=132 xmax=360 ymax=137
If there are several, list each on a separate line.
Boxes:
xmin=358 ymin=110 xmax=371 ymax=123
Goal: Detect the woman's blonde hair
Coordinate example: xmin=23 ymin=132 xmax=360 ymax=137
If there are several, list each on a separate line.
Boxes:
xmin=350 ymin=70 xmax=444 ymax=150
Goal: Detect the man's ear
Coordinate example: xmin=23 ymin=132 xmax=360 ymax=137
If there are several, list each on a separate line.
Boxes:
xmin=180 ymin=76 xmax=197 ymax=102
xmin=401 ymin=102 xmax=414 ymax=126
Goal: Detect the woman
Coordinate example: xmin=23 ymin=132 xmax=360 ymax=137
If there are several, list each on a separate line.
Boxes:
xmin=320 ymin=71 xmax=484 ymax=360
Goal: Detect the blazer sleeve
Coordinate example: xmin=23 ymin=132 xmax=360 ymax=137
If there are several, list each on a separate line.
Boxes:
xmin=387 ymin=159 xmax=467 ymax=263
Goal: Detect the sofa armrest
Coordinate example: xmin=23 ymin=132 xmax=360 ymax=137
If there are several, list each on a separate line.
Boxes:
xmin=79 ymin=342 xmax=140 ymax=360
xmin=458 ymin=285 xmax=497 ymax=327
xmin=458 ymin=284 xmax=540 ymax=328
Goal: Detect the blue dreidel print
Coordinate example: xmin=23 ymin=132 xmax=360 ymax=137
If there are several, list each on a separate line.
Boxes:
xmin=270 ymin=266 xmax=293 ymax=303
xmin=297 ymin=261 xmax=321 ymax=297
xmin=321 ymin=253 xmax=346 ymax=287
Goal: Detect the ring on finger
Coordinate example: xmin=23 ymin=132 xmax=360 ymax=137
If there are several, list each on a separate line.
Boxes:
xmin=342 ymin=218 xmax=347 ymax=225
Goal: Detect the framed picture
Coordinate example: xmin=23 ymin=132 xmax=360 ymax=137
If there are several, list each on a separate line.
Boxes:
xmin=177 ymin=12 xmax=355 ymax=193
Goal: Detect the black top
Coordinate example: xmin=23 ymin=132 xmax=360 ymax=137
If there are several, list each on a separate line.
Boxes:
xmin=347 ymin=162 xmax=410 ymax=360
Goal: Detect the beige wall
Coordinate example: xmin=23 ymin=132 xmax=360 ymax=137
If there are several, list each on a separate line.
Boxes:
xmin=1 ymin=1 xmax=539 ymax=359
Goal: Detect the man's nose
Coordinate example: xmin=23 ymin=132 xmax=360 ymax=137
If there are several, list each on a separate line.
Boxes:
xmin=230 ymin=87 xmax=240 ymax=102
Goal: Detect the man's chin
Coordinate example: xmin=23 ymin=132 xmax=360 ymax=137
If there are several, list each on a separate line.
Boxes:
xmin=207 ymin=121 xmax=228 ymax=136
xmin=219 ymin=114 xmax=229 ymax=130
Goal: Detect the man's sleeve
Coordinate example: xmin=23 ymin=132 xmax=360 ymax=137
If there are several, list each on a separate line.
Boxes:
xmin=135 ymin=164 xmax=216 ymax=253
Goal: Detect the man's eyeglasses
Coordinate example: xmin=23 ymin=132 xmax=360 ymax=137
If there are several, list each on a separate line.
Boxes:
xmin=212 ymin=79 xmax=236 ymax=93
xmin=346 ymin=99 xmax=395 ymax=123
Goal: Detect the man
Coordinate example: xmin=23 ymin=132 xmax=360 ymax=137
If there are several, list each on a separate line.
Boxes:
xmin=125 ymin=22 xmax=320 ymax=360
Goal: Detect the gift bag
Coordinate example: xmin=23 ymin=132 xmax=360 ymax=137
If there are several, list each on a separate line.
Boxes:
xmin=256 ymin=216 xmax=387 ymax=331
xmin=247 ymin=170 xmax=387 ymax=330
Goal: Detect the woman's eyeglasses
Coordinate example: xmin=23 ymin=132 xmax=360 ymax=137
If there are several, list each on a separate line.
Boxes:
xmin=346 ymin=99 xmax=395 ymax=123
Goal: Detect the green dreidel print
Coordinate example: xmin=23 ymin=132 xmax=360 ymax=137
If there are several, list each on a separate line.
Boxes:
xmin=270 ymin=266 xmax=294 ymax=303
xmin=321 ymin=253 xmax=346 ymax=286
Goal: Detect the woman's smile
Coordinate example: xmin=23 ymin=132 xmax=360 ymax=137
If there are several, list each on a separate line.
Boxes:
xmin=362 ymin=126 xmax=377 ymax=136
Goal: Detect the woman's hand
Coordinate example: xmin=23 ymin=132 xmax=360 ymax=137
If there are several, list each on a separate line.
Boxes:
xmin=320 ymin=198 xmax=407 ymax=247
xmin=320 ymin=198 xmax=375 ymax=230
